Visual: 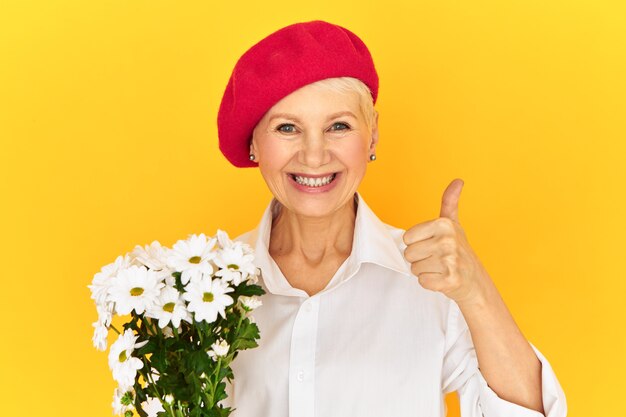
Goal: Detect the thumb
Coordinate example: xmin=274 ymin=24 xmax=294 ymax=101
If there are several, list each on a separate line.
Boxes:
xmin=439 ymin=178 xmax=464 ymax=223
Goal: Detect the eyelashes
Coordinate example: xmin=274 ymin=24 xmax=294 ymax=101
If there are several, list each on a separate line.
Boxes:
xmin=274 ymin=121 xmax=351 ymax=134
xmin=275 ymin=123 xmax=296 ymax=133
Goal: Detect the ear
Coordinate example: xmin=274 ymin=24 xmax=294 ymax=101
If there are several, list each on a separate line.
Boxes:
xmin=369 ymin=110 xmax=379 ymax=154
xmin=249 ymin=134 xmax=258 ymax=162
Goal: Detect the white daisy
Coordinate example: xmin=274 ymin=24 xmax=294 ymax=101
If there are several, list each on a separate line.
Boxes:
xmin=130 ymin=240 xmax=169 ymax=270
xmin=92 ymin=320 xmax=109 ymax=351
xmin=238 ymin=295 xmax=263 ymax=312
xmin=96 ymin=303 xmax=114 ymax=327
xmin=89 ymin=254 xmax=132 ymax=307
xmin=146 ymin=285 xmax=191 ymax=328
xmin=216 ymin=229 xmax=234 ymax=249
xmin=246 ymin=271 xmax=260 ymax=285
xmin=150 ymin=369 xmax=160 ymax=382
xmin=213 ymin=243 xmax=257 ymax=286
xmin=207 ymin=338 xmax=230 ymax=361
xmin=92 ymin=303 xmax=114 ymax=351
xmin=112 ymin=387 xmax=135 ymax=416
xmin=130 ymin=240 xmax=174 ymax=281
xmin=183 ymin=275 xmax=234 ymax=323
xmin=108 ymin=329 xmax=148 ymax=389
xmin=108 ymin=265 xmax=164 ymax=315
xmin=240 ymin=242 xmax=256 ymax=259
xmin=167 ymin=233 xmax=218 ymax=285
xmin=141 ymin=396 xmax=165 ymax=417
xmin=161 ymin=325 xmax=175 ymax=338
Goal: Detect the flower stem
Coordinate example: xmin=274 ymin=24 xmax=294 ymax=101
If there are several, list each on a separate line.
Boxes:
xmin=109 ymin=323 xmax=121 ymax=335
xmin=234 ymin=311 xmax=245 ymax=335
xmin=176 ymin=401 xmax=185 ymax=417
xmin=144 ymin=316 xmax=157 ymax=336
xmin=211 ymin=356 xmax=222 ymax=407
xmin=140 ymin=363 xmax=172 ymax=416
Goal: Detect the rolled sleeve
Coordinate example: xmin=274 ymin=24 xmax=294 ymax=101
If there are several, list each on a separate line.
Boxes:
xmin=442 ymin=301 xmax=568 ymax=417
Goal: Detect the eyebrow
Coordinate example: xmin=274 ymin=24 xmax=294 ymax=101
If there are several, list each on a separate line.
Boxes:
xmin=268 ymin=111 xmax=357 ymax=123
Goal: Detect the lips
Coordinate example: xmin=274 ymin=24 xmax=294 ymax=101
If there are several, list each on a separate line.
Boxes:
xmin=288 ymin=172 xmax=338 ymax=178
xmin=287 ymin=171 xmax=341 ymax=190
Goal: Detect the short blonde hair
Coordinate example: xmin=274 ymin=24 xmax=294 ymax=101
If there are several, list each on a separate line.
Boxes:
xmin=307 ymin=77 xmax=377 ymax=135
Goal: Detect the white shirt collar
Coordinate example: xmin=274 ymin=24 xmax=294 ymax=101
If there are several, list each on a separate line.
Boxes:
xmin=236 ymin=191 xmax=412 ymax=297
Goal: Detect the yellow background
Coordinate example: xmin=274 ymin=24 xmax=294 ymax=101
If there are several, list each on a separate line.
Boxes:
xmin=1 ymin=1 xmax=624 ymax=416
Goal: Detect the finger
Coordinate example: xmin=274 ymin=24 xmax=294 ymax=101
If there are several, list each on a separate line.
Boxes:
xmin=416 ymin=272 xmax=447 ymax=292
xmin=402 ymin=219 xmax=439 ymax=245
xmin=403 ymin=238 xmax=436 ymax=263
xmin=439 ymin=178 xmax=464 ymax=223
xmin=409 ymin=254 xmax=446 ymax=278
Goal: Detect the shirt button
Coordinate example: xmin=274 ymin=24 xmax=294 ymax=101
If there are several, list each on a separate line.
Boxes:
xmin=297 ymin=370 xmax=304 ymax=381
xmin=304 ymin=303 xmax=312 ymax=312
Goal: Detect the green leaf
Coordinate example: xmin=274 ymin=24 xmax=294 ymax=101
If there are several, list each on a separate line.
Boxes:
xmin=136 ymin=339 xmax=157 ymax=356
xmin=229 ymin=319 xmax=261 ymax=351
xmin=133 ymin=386 xmax=148 ymax=417
xmin=234 ymin=282 xmax=266 ymax=297
xmin=239 ymin=320 xmax=260 ymax=340
xmin=185 ymin=349 xmax=211 ymax=375
xmin=214 ymin=381 xmax=227 ymax=403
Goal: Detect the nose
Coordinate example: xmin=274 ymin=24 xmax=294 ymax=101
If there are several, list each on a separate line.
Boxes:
xmin=298 ymin=131 xmax=330 ymax=168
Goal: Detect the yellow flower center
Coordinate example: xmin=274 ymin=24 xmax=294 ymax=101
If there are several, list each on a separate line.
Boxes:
xmin=188 ymin=256 xmax=201 ymax=264
xmin=119 ymin=350 xmax=128 ymax=362
xmin=130 ymin=287 xmax=144 ymax=296
xmin=203 ymin=292 xmax=214 ymax=302
xmin=227 ymin=264 xmax=239 ymax=270
xmin=163 ymin=302 xmax=175 ymax=313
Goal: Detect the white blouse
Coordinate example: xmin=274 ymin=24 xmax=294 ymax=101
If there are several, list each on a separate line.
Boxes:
xmin=223 ymin=192 xmax=567 ymax=417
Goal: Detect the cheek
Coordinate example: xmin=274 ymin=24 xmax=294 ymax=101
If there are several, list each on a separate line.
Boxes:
xmin=258 ymin=138 xmax=291 ymax=167
xmin=257 ymin=141 xmax=293 ymax=189
xmin=340 ymin=136 xmax=369 ymax=166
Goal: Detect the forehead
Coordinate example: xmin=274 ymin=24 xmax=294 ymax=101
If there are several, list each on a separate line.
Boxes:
xmin=264 ymin=83 xmax=361 ymax=120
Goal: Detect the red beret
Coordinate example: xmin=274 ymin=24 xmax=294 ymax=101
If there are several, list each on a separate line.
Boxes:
xmin=217 ymin=20 xmax=379 ymax=168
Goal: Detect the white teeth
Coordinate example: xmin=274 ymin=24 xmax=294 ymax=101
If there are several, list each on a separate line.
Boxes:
xmin=293 ymin=173 xmax=336 ymax=187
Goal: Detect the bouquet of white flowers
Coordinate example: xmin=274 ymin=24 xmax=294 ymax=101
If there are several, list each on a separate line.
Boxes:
xmin=89 ymin=230 xmax=265 ymax=417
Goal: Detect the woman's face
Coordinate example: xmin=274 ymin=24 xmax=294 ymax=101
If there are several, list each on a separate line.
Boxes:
xmin=250 ymin=83 xmax=379 ymax=218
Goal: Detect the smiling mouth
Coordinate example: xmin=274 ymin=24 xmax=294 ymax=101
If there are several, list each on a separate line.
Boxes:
xmin=288 ymin=172 xmax=338 ymax=187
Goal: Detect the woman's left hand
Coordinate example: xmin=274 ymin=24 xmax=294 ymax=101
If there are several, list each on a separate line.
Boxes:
xmin=402 ymin=178 xmax=493 ymax=306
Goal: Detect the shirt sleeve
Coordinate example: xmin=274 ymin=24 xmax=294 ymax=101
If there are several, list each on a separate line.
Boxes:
xmin=441 ymin=300 xmax=568 ymax=417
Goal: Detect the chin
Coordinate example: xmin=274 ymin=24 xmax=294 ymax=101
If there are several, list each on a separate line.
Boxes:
xmin=289 ymin=193 xmax=356 ymax=217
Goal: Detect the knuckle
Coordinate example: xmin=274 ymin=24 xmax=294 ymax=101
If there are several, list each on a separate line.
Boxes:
xmin=443 ymin=252 xmax=458 ymax=265
xmin=402 ymin=230 xmax=413 ymax=245
xmin=438 ymin=235 xmax=457 ymax=252
xmin=437 ymin=217 xmax=455 ymax=231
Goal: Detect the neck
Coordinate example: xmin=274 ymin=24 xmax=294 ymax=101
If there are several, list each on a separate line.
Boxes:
xmin=269 ymin=195 xmax=357 ymax=265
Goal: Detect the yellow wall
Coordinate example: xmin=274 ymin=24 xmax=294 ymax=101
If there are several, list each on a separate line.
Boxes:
xmin=1 ymin=1 xmax=624 ymax=416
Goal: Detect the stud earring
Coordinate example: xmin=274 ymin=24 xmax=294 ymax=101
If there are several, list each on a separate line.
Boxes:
xmin=249 ymin=153 xmax=255 ymax=161
xmin=369 ymin=154 xmax=376 ymax=161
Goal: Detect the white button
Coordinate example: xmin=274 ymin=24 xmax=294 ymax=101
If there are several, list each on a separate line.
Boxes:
xmin=304 ymin=303 xmax=312 ymax=312
xmin=297 ymin=370 xmax=304 ymax=381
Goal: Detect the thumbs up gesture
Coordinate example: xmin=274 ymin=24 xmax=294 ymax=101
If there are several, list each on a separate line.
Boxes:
xmin=402 ymin=179 xmax=492 ymax=306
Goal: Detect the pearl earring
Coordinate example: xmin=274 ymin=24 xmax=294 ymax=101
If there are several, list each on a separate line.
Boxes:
xmin=369 ymin=154 xmax=376 ymax=161
xmin=249 ymin=153 xmax=255 ymax=161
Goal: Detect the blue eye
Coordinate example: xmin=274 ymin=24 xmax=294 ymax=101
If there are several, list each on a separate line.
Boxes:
xmin=276 ymin=123 xmax=296 ymax=133
xmin=331 ymin=122 xmax=350 ymax=131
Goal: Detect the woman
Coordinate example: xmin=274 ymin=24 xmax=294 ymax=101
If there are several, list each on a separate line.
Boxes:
xmin=216 ymin=20 xmax=567 ymax=417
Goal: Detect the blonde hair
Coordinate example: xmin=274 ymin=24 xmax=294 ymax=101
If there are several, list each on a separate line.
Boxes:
xmin=307 ymin=77 xmax=377 ymax=135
